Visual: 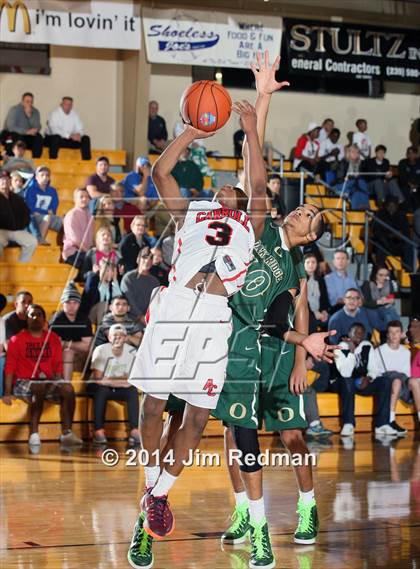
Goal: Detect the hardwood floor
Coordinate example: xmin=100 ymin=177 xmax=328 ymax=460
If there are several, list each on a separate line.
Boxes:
xmin=1 ymin=433 xmax=420 ymax=568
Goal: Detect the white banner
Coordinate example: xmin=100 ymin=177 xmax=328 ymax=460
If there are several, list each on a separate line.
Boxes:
xmin=0 ymin=1 xmax=141 ymax=50
xmin=143 ymin=8 xmax=282 ymax=68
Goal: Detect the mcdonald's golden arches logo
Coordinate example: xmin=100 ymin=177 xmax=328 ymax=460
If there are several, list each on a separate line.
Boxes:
xmin=0 ymin=1 xmax=31 ymax=34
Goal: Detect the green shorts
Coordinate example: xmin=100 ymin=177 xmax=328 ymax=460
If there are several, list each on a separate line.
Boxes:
xmin=213 ymin=322 xmax=307 ymax=431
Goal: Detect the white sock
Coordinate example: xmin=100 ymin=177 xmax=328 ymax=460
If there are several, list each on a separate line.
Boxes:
xmin=144 ymin=466 xmax=160 ymax=489
xmin=234 ymin=491 xmax=248 ymax=507
xmin=390 ymin=411 xmax=396 ymax=422
xmin=309 ymin=420 xmax=320 ymax=428
xmin=299 ymin=489 xmax=315 ymax=504
xmin=151 ymin=469 xmax=178 ymax=497
xmin=249 ymin=497 xmax=265 ymax=524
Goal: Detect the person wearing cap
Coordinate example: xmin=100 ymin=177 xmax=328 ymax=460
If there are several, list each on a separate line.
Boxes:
xmin=85 ymin=156 xmax=116 ymax=213
xmin=293 ymin=122 xmax=321 ymax=172
xmin=0 ymin=170 xmax=37 ymax=262
xmin=90 ymin=323 xmax=140 ymax=445
xmin=24 ymin=166 xmax=62 ymax=245
xmin=3 ymin=303 xmax=83 ymax=448
xmin=62 ymin=187 xmax=94 ymax=271
xmin=45 ymin=96 xmax=91 ymax=160
xmin=121 ymin=155 xmax=158 ymax=201
xmin=49 ymin=282 xmax=93 ymax=383
xmin=148 ymin=100 xmax=168 ymax=152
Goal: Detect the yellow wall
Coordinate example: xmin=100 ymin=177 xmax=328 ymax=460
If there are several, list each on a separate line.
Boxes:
xmin=1 ymin=50 xmax=419 ymax=162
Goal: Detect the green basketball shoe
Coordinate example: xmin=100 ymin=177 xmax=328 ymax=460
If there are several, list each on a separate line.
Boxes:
xmin=294 ymin=498 xmax=319 ymax=545
xmin=128 ymin=512 xmax=154 ymax=568
xmin=249 ymin=517 xmax=275 ymax=569
xmin=221 ymin=502 xmax=250 ymax=544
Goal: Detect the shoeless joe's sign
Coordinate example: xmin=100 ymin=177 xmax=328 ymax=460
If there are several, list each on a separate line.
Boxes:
xmin=284 ymin=18 xmax=420 ymax=83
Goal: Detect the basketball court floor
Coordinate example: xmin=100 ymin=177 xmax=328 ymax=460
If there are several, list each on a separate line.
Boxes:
xmin=2 ymin=433 xmax=419 ymax=569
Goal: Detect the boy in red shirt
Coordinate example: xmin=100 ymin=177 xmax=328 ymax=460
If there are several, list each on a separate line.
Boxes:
xmin=3 ymin=304 xmax=82 ymax=447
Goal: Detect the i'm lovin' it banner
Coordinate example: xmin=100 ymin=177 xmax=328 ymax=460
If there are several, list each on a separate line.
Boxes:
xmin=0 ymin=0 xmax=141 ymax=49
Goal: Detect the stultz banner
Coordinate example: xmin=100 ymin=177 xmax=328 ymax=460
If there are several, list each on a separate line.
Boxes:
xmin=0 ymin=0 xmax=141 ymax=49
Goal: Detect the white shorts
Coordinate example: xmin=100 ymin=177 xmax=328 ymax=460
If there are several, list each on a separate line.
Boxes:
xmin=129 ymin=285 xmax=232 ymax=409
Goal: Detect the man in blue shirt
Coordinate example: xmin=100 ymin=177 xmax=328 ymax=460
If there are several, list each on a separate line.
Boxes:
xmin=122 ymin=156 xmax=158 ymax=200
xmin=328 ymin=288 xmax=386 ymax=344
xmin=25 ymin=166 xmax=62 ymax=245
xmin=325 ymin=249 xmax=358 ymax=312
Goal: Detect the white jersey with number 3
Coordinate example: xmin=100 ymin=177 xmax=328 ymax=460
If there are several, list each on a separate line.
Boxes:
xmin=169 ymin=200 xmax=255 ymax=296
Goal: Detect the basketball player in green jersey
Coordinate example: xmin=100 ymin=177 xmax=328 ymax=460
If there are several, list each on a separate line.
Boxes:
xmin=213 ymin=53 xmax=336 ymax=569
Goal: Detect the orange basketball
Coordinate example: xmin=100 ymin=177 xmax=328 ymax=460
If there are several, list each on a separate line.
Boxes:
xmin=180 ymin=80 xmax=232 ymax=132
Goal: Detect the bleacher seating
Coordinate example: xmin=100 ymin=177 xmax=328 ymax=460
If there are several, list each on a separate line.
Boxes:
xmin=0 ymin=147 xmax=417 ymax=441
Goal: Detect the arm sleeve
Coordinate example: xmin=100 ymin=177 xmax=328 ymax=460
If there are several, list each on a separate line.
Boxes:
xmin=52 ymin=334 xmax=63 ymax=376
xmin=327 ymin=313 xmax=340 ymax=345
xmin=24 ymin=185 xmax=36 ymax=213
xmin=367 ymin=345 xmax=380 ymax=380
xmin=74 ymin=111 xmax=84 ymax=136
xmin=51 ymin=189 xmax=59 ymax=214
xmin=91 ymin=346 xmax=106 ymax=372
xmin=5 ymin=107 xmax=26 ymax=134
xmin=4 ymin=336 xmax=19 ymax=375
xmin=47 ymin=109 xmax=63 ymax=136
xmin=402 ymin=349 xmax=411 ymax=377
xmin=260 ymin=290 xmax=294 ymax=339
xmin=335 ymin=346 xmax=356 ymax=377
xmin=294 ymin=135 xmax=307 ymax=159
xmin=324 ymin=274 xmax=337 ymax=306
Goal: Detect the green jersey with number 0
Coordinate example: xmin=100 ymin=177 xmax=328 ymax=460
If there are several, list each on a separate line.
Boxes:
xmin=228 ymin=217 xmax=305 ymax=326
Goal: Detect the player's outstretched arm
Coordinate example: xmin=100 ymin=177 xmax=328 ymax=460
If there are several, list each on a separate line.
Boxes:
xmin=152 ymin=125 xmax=213 ymax=224
xmin=283 ymin=330 xmax=339 ymax=363
xmin=233 ymin=100 xmax=266 ymax=239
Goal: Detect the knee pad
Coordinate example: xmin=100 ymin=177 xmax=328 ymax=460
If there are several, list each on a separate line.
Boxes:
xmin=232 ymin=425 xmax=262 ymax=473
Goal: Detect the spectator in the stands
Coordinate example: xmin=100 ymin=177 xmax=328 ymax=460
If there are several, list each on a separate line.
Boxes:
xmin=362 ymin=145 xmax=404 ymax=205
xmin=3 ymin=290 xmax=33 ymax=341
xmin=408 ymin=318 xmax=420 ymax=429
xmin=120 ymin=246 xmax=160 ymax=324
xmin=361 ymin=265 xmax=400 ymax=325
xmin=317 ymin=128 xmax=344 ymax=183
xmin=333 ymin=145 xmax=370 ymax=209
xmin=1 ymin=93 xmax=43 ymax=157
xmin=293 ymin=122 xmax=320 ymax=173
xmin=266 ymin=174 xmax=286 ymax=220
xmin=81 ymin=259 xmax=122 ymax=325
xmin=0 ymin=295 xmax=6 ymax=396
xmin=335 ymin=322 xmax=396 ymax=437
xmin=85 ymin=156 xmax=115 ymax=212
xmin=0 ymin=170 xmax=37 ymax=262
xmin=118 ymin=215 xmax=153 ymax=272
xmin=94 ymin=295 xmax=142 ymax=348
xmin=372 ymin=197 xmax=412 ymax=269
xmin=352 ymin=118 xmax=372 ymax=159
xmin=45 ymin=96 xmax=91 ymax=161
xmin=375 ymin=320 xmax=411 ymax=435
xmin=172 ymin=148 xmax=205 ymax=198
xmin=150 ymin=247 xmax=169 ymax=286
xmin=318 ymin=118 xmax=334 ymax=143
xmin=10 ymin=171 xmax=25 ymax=196
xmin=83 ymin=226 xmax=119 ymax=279
xmin=233 ymin=128 xmax=245 ymax=157
xmin=2 ymin=140 xmax=35 ymax=174
xmin=94 ymin=195 xmax=121 ymax=244
xmin=304 ymin=253 xmax=330 ymax=333
xmin=25 ymin=166 xmax=62 ymax=245
xmin=62 ymin=187 xmax=94 ymax=270
xmin=111 ymin=182 xmax=141 ymax=235
xmin=3 ymin=304 xmax=82 ymax=447
xmin=328 ymin=287 xmax=386 ymax=344
xmin=398 ymin=146 xmax=420 ymax=211
xmin=49 ymin=282 xmax=93 ymax=383
xmin=90 ymin=324 xmax=139 ymax=445
xmin=325 ymin=249 xmax=358 ymax=312
xmin=148 ymin=100 xmax=168 ymax=152
xmin=122 ymin=155 xmax=158 ymax=201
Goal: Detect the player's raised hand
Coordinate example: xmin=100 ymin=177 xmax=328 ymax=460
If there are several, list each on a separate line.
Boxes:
xmin=251 ymin=49 xmax=290 ymax=96
xmin=182 ymin=123 xmax=215 ymax=140
xmin=302 ymin=330 xmax=340 ymax=363
xmin=232 ymin=100 xmax=257 ymax=134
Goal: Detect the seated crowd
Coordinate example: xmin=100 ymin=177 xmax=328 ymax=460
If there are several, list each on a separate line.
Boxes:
xmin=0 ymin=95 xmax=419 ymax=447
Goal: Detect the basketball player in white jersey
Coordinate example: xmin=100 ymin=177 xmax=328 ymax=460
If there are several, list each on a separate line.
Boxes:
xmin=128 ymin=100 xmax=268 ymax=550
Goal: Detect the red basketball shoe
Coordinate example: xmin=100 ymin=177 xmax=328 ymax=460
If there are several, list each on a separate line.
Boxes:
xmin=141 ymin=488 xmax=175 ymax=540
